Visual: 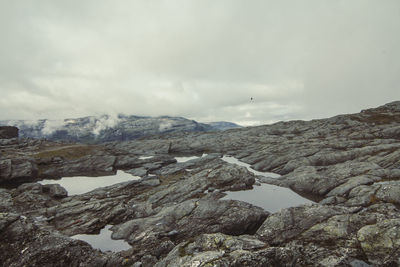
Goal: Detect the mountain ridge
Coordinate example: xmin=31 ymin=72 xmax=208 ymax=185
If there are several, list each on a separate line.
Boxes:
xmin=0 ymin=115 xmax=241 ymax=143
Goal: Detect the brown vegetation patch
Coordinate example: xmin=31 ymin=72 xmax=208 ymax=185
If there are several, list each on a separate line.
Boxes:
xmin=33 ymin=145 xmax=101 ymax=160
xmin=351 ymin=112 xmax=400 ymax=125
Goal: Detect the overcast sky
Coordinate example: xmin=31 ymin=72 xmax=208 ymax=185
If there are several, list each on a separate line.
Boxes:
xmin=0 ymin=0 xmax=399 ymax=126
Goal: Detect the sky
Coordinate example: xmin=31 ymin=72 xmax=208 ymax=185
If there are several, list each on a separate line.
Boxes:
xmin=0 ymin=0 xmax=399 ymax=126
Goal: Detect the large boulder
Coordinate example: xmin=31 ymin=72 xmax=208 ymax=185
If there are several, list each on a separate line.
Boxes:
xmin=111 ymin=198 xmax=268 ymax=261
xmin=0 ymin=158 xmax=38 ymax=185
xmin=0 ymin=214 xmax=131 ymax=267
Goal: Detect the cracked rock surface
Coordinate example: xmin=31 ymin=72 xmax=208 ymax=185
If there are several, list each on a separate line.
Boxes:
xmin=1 ymin=101 xmax=400 ymax=266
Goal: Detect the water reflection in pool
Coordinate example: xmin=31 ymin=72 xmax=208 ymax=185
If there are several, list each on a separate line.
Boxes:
xmin=222 ymin=183 xmax=313 ymax=213
xmin=175 ymin=154 xmax=207 ymax=163
xmin=39 ymin=170 xmax=140 ymax=195
xmin=139 ymin=156 xmax=154 ymax=160
xmin=221 ymin=155 xmax=280 ymax=178
xmin=71 ymin=225 xmax=131 ymax=252
xmin=221 ymin=155 xmax=313 ymax=213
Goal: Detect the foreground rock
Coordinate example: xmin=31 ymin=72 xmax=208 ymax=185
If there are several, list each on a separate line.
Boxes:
xmin=111 ymin=198 xmax=268 ymax=261
xmin=0 ymin=158 xmax=38 ymax=184
xmin=0 ymin=213 xmax=131 ymax=267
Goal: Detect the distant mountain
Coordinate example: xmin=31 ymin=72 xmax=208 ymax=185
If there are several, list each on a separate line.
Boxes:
xmin=206 ymin=121 xmax=242 ymax=131
xmin=0 ymin=115 xmax=240 ymax=143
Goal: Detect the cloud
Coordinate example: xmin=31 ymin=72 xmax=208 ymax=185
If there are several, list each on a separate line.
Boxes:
xmin=159 ymin=119 xmax=174 ymax=132
xmin=42 ymin=120 xmax=66 ymax=135
xmin=0 ymin=0 xmax=399 ymax=124
xmin=92 ymin=115 xmax=121 ymax=136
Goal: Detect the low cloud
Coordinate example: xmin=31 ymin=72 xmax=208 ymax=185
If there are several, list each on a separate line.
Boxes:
xmin=159 ymin=119 xmax=174 ymax=132
xmin=0 ymin=1 xmax=399 ymax=124
xmin=91 ymin=115 xmax=121 ymax=136
xmin=41 ymin=120 xmax=66 ymax=135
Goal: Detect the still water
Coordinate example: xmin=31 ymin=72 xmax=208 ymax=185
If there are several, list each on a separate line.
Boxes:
xmin=221 ymin=155 xmax=280 ymax=178
xmin=71 ymin=225 xmax=131 ymax=252
xmin=175 ymin=154 xmax=207 ymax=163
xmin=39 ymin=170 xmax=140 ymax=195
xmin=221 ymin=155 xmax=313 ymax=213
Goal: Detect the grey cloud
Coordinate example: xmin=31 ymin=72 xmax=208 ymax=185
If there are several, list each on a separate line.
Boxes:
xmin=0 ymin=0 xmax=399 ymax=124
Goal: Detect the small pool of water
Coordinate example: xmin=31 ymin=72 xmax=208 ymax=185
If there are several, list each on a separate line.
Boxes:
xmin=71 ymin=225 xmax=131 ymax=252
xmin=221 ymin=155 xmax=280 ymax=178
xmin=222 ymin=183 xmax=314 ymax=213
xmin=39 ymin=170 xmax=140 ymax=195
xmin=221 ymin=155 xmax=313 ymax=213
xmin=175 ymin=154 xmax=207 ymax=163
xmin=139 ymin=156 xmax=154 ymax=160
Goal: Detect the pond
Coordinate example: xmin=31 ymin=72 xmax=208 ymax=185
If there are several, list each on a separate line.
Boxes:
xmin=175 ymin=153 xmax=207 ymax=163
xmin=221 ymin=155 xmax=280 ymax=178
xmin=39 ymin=170 xmax=141 ymax=195
xmin=221 ymin=155 xmax=314 ymax=213
xmin=71 ymin=225 xmax=131 ymax=252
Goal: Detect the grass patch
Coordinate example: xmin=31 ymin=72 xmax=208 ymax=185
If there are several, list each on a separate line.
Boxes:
xmin=369 ymin=194 xmax=379 ymax=205
xmin=351 ymin=113 xmax=400 ymax=124
xmin=133 ymin=172 xmax=186 ymax=203
xmin=159 ymin=172 xmax=185 ymax=184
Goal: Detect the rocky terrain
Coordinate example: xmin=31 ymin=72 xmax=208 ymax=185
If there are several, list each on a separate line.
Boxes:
xmin=1 ymin=101 xmax=400 ymax=266
xmin=0 ymin=115 xmax=241 ymax=143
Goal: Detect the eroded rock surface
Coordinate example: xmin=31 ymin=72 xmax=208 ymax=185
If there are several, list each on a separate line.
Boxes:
xmin=1 ymin=101 xmax=400 ymax=266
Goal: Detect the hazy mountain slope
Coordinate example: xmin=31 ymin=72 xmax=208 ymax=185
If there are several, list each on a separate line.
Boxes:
xmin=0 ymin=115 xmax=239 ymax=143
xmin=206 ymin=121 xmax=242 ymax=130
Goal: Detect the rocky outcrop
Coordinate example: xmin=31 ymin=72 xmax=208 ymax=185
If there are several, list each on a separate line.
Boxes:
xmin=0 ymin=126 xmax=18 ymax=139
xmin=111 ymin=199 xmax=268 ymax=261
xmin=0 ymin=158 xmax=38 ymax=184
xmin=0 ymin=142 xmax=117 ymax=184
xmin=1 ymin=101 xmax=400 ymax=266
xmin=0 ymin=213 xmax=131 ymax=267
